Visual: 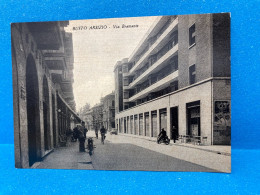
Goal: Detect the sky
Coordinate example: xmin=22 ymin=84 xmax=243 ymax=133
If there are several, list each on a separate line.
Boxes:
xmin=65 ymin=16 xmax=157 ymax=111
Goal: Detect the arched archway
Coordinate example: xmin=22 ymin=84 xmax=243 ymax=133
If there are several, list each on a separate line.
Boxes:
xmin=43 ymin=76 xmax=51 ymax=150
xmin=26 ymin=54 xmax=40 ymax=166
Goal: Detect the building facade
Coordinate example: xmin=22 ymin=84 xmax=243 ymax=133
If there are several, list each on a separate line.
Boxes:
xmin=102 ymin=92 xmax=115 ymax=131
xmin=114 ymin=13 xmax=230 ymax=145
xmin=92 ymin=102 xmax=104 ymax=131
xmin=12 ymin=21 xmax=83 ymax=168
xmin=83 ymin=109 xmax=94 ymax=131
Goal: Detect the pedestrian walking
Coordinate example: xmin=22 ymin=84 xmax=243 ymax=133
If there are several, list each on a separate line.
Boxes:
xmin=83 ymin=126 xmax=88 ymax=139
xmin=100 ymin=126 xmax=106 ymax=144
xmin=172 ymin=125 xmax=177 ymax=143
xmin=75 ymin=125 xmax=86 ymax=152
xmin=95 ymin=127 xmax=99 ymax=139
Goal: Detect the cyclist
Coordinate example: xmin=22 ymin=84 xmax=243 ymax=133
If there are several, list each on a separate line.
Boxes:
xmin=157 ymin=128 xmax=167 ymax=143
xmin=100 ymin=126 xmax=106 ymax=144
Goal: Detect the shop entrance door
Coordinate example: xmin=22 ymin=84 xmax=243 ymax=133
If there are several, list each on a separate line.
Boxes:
xmin=151 ymin=112 xmax=157 ymax=137
xmin=160 ymin=109 xmax=167 ymax=131
xmin=124 ymin=118 xmax=126 ymax=133
xmin=187 ymin=101 xmax=200 ymax=136
xmin=170 ymin=107 xmax=179 ymax=139
xmin=26 ymin=54 xmax=40 ymax=167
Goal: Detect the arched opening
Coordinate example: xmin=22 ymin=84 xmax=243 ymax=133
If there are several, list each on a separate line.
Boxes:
xmin=43 ymin=76 xmax=51 ymax=150
xmin=26 ymin=54 xmax=40 ymax=166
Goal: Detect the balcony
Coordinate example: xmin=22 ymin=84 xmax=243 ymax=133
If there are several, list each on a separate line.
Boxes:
xmin=129 ymin=17 xmax=178 ymax=75
xmin=123 ymin=98 xmax=129 ymax=103
xmin=28 ymin=21 xmax=64 ymax=50
xmin=129 ymin=43 xmax=178 ymax=88
xmin=128 ymin=70 xmax=178 ymax=102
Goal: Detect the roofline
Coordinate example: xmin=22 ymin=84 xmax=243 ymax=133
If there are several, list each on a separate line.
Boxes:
xmin=128 ymin=16 xmax=163 ymax=62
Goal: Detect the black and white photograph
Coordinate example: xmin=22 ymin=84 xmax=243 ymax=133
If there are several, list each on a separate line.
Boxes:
xmin=12 ymin=13 xmax=231 ymax=172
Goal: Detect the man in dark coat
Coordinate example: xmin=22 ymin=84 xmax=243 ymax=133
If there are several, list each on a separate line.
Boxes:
xmin=83 ymin=127 xmax=88 ymax=139
xmin=75 ymin=125 xmax=85 ymax=152
xmin=172 ymin=125 xmax=177 ymax=143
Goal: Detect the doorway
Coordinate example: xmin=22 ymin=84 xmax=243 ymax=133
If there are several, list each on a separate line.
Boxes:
xmin=124 ymin=118 xmax=126 ymax=133
xmin=170 ymin=107 xmax=179 ymax=139
xmin=26 ymin=54 xmax=41 ymax=166
xmin=43 ymin=76 xmax=51 ymax=150
xmin=151 ymin=111 xmax=157 ymax=137
xmin=187 ymin=101 xmax=201 ymax=136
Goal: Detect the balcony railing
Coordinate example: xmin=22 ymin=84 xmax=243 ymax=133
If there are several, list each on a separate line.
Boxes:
xmin=130 ymin=62 xmax=178 ymax=98
xmin=129 ymin=34 xmax=178 ymax=85
xmin=129 ymin=15 xmax=177 ymax=72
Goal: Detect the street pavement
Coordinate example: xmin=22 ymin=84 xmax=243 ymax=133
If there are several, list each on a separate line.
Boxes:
xmin=36 ymin=131 xmax=230 ymax=172
xmin=113 ymin=132 xmax=231 ymax=173
xmin=91 ymin=135 xmax=216 ymax=172
xmin=36 ymin=141 xmax=93 ymax=170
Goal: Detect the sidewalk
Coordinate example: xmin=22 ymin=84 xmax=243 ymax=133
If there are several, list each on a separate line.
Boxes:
xmin=119 ymin=133 xmax=231 ymax=156
xmin=35 ymin=141 xmax=93 ymax=170
xmin=108 ymin=132 xmax=231 ymax=173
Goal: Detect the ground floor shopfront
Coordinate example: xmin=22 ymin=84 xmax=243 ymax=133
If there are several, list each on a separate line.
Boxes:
xmin=115 ymin=78 xmax=231 ymax=145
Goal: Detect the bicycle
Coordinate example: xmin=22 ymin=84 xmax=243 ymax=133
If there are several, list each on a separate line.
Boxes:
xmin=86 ymin=137 xmax=95 ymax=155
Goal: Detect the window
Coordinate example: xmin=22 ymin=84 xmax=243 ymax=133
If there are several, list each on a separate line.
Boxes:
xmin=123 ymin=78 xmax=129 ymax=86
xmin=189 ymin=64 xmax=196 ymax=84
xmin=122 ymin=65 xmax=128 ymax=73
xmin=189 ymin=24 xmax=195 ymax=46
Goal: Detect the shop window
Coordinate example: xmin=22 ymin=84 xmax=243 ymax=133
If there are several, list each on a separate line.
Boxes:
xmin=189 ymin=64 xmax=196 ymax=85
xmin=189 ymin=24 xmax=195 ymax=46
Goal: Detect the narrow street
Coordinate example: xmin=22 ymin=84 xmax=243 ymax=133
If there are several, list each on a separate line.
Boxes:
xmin=36 ymin=131 xmax=229 ymax=172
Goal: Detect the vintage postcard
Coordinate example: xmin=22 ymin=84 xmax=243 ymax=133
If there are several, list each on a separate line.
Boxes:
xmin=12 ymin=13 xmax=231 ymax=172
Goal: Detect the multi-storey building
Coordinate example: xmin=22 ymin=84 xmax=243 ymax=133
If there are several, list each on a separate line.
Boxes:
xmin=12 ymin=21 xmax=83 ymax=168
xmin=83 ymin=109 xmax=94 ymax=130
xmin=92 ymin=102 xmax=104 ymax=130
xmin=114 ymin=13 xmax=230 ymax=145
xmin=102 ymin=92 xmax=115 ymax=131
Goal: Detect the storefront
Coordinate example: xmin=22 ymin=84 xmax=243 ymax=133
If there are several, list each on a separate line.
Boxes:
xmin=186 ymin=101 xmax=200 ymax=136
xmin=145 ymin=112 xmax=149 ymax=136
xmin=130 ymin=116 xmax=133 ymax=134
xmin=160 ymin=108 xmax=167 ymax=131
xmin=151 ymin=111 xmax=157 ymax=137
xmin=139 ymin=114 xmax=143 ymax=135
xmin=134 ymin=115 xmax=138 ymax=135
xmin=213 ymin=101 xmax=231 ymax=145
